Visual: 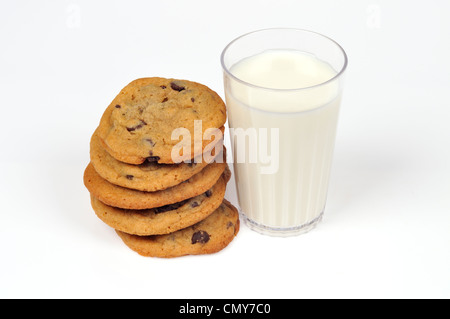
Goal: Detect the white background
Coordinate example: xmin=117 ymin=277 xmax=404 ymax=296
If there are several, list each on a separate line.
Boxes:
xmin=1 ymin=0 xmax=449 ymax=299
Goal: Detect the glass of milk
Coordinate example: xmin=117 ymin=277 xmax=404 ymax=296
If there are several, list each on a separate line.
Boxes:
xmin=221 ymin=28 xmax=347 ymax=236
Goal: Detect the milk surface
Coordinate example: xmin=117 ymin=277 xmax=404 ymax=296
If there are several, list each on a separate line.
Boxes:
xmin=225 ymin=50 xmax=342 ymax=232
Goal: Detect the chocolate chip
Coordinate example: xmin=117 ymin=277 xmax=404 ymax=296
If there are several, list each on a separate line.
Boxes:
xmin=146 ymin=156 xmax=160 ymax=163
xmin=126 ymin=175 xmax=134 ymax=180
xmin=162 ymin=97 xmax=168 ymax=103
xmin=126 ymin=120 xmax=147 ymax=132
xmin=170 ymin=82 xmax=185 ymax=92
xmin=160 ymin=85 xmax=167 ymax=89
xmin=154 ymin=200 xmax=188 ymax=214
xmin=205 ymin=190 xmax=212 ymax=197
xmin=227 ymin=221 xmax=234 ymax=229
xmin=145 ymin=138 xmax=156 ymax=147
xmin=115 ymin=104 xmax=121 ymax=108
xmin=138 ymin=160 xmax=157 ymax=171
xmin=191 ymin=97 xmax=195 ymax=102
xmin=191 ymin=231 xmax=210 ymax=244
xmin=190 ymin=201 xmax=199 ymax=208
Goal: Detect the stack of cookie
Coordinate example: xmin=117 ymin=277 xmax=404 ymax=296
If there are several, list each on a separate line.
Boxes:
xmin=83 ymin=77 xmax=239 ymax=258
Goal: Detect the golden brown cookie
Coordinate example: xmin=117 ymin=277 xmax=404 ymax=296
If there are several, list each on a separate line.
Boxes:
xmin=90 ymin=130 xmax=225 ymax=192
xmin=84 ymin=161 xmax=229 ymax=210
xmin=115 ymin=199 xmax=240 ymax=258
xmin=96 ymin=77 xmax=227 ymax=165
xmin=90 ymin=173 xmax=228 ymax=236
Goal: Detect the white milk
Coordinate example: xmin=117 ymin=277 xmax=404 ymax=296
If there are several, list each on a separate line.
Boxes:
xmin=225 ymin=49 xmax=342 ymax=235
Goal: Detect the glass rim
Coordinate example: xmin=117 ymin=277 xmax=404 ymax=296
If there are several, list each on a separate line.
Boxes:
xmin=220 ymin=27 xmax=348 ymax=92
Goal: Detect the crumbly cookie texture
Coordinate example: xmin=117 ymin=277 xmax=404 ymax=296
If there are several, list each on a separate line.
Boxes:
xmin=96 ymin=77 xmax=227 ymax=165
xmin=84 ymin=162 xmax=229 ymax=210
xmin=90 ymin=129 xmax=225 ymax=192
xmin=90 ymin=172 xmax=228 ymax=236
xmin=115 ymin=199 xmax=240 ymax=258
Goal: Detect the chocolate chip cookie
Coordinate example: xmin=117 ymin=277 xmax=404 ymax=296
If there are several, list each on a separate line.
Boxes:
xmin=84 ymin=161 xmax=230 ymax=210
xmin=96 ymin=77 xmax=227 ymax=165
xmin=115 ymin=199 xmax=240 ymax=258
xmin=90 ymin=129 xmax=225 ymax=192
xmin=90 ymin=172 xmax=228 ymax=236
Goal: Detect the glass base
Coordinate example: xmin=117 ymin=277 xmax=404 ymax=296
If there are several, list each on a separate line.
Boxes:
xmin=241 ymin=212 xmax=324 ymax=237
